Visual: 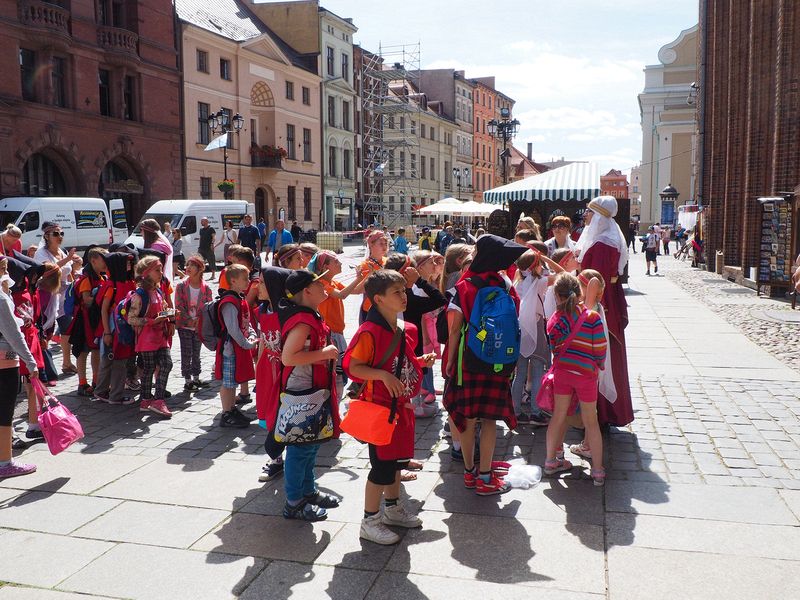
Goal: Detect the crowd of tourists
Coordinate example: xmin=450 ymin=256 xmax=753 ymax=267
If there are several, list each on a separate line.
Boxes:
xmin=1 ymin=195 xmax=633 ymax=547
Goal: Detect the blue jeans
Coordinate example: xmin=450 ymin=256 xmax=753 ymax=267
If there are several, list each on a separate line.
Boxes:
xmin=511 ymin=355 xmax=547 ymax=416
xmin=421 ymin=367 xmax=434 ymax=396
xmin=284 ymin=444 xmax=320 ymax=502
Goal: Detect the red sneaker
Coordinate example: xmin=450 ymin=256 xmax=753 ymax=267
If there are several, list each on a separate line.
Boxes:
xmin=475 ymin=474 xmax=511 ymax=496
xmin=464 ymin=470 xmax=477 ymax=489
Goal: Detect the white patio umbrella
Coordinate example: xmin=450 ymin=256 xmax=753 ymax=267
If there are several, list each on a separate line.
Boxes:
xmin=415 ymin=197 xmax=464 ymax=215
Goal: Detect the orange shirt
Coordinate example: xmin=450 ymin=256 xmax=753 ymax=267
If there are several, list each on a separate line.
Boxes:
xmin=318 ymin=279 xmax=345 ymax=333
xmin=359 ymin=256 xmax=385 ymax=311
xmin=219 ymin=267 xmax=229 ymax=290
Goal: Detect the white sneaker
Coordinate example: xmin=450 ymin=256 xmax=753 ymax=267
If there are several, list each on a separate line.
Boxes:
xmin=382 ymin=503 xmax=422 ymax=528
xmin=360 ymin=513 xmax=401 ymax=545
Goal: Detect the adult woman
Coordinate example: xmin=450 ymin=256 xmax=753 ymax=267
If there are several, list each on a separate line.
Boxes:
xmin=0 ymin=225 xmax=22 ymax=256
xmin=516 ymin=216 xmax=541 ymax=241
xmin=139 ymin=218 xmax=174 ymax=285
xmin=171 ymin=228 xmax=185 ymax=277
xmin=575 ymin=196 xmax=633 ymax=427
xmin=34 ymin=222 xmax=79 ymax=373
xmin=544 ymin=215 xmax=576 ymax=256
xmin=0 ymin=256 xmax=39 ymax=480
xmin=218 ymin=220 xmax=238 ymax=262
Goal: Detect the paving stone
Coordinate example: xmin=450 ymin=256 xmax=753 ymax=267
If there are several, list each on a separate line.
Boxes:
xmin=238 ymin=561 xmax=377 ymax=600
xmin=0 ymin=588 xmax=118 ymax=600
xmin=0 ymin=491 xmax=120 ymax=535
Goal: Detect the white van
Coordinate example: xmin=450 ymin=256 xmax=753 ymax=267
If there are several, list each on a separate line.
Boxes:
xmin=0 ymin=197 xmax=128 ymax=251
xmin=125 ymin=199 xmax=256 ymax=262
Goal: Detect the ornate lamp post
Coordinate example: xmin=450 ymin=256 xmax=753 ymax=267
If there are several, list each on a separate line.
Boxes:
xmin=452 ymin=166 xmax=471 ymax=200
xmin=487 ymin=107 xmax=520 ymax=186
xmin=207 ymin=109 xmax=244 ymax=198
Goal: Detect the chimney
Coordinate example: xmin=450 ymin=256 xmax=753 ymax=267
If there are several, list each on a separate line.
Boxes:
xmin=527 ymin=143 xmax=533 ymax=161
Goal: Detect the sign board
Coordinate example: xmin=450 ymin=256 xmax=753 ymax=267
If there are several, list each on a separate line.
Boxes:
xmin=486 ymin=209 xmax=513 ymax=239
xmin=111 ymin=208 xmax=127 ymax=229
xmin=757 ymin=197 xmax=793 ymax=288
xmin=74 ymin=210 xmax=107 ymax=229
xmin=221 ymin=213 xmax=246 ymax=227
xmin=104 ymin=179 xmax=144 ymax=194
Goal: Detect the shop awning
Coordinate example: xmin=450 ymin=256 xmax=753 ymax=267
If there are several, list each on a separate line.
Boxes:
xmin=483 ymin=162 xmax=601 ymax=204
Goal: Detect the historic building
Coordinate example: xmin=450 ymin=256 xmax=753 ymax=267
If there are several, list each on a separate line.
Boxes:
xmin=471 ymin=78 xmax=498 ymax=201
xmin=638 ymin=25 xmax=698 ymax=227
xmin=176 ymin=0 xmax=322 ymax=231
xmin=507 ymin=143 xmax=548 ymax=184
xmin=0 ymin=0 xmax=183 ymax=223
xmin=699 ymin=2 xmax=800 ymax=279
xmin=629 ymin=164 xmax=642 ymax=217
xmin=600 ymin=169 xmax=629 ymax=200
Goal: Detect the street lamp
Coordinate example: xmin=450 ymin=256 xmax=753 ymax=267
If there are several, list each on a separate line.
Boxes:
xmin=207 ymin=109 xmax=244 ymax=198
xmin=487 ymin=106 xmax=520 ymax=186
xmin=452 ymin=166 xmax=471 ymax=200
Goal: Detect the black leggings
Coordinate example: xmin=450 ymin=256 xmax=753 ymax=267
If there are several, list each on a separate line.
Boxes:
xmin=0 ymin=366 xmax=20 ymax=426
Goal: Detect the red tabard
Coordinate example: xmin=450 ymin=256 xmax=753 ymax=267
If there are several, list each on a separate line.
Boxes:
xmin=213 ymin=294 xmax=256 ymax=384
xmin=13 ymin=289 xmax=44 ymax=375
xmin=255 ymin=308 xmax=281 ymax=429
xmin=98 ymin=280 xmax=136 ymax=360
xmin=343 ymin=320 xmax=422 ymax=461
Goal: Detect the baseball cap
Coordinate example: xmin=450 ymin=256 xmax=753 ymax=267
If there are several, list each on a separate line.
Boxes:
xmin=285 ymin=269 xmax=329 ymax=298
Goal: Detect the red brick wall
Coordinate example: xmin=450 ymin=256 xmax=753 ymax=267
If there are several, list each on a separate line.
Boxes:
xmin=0 ymin=0 xmax=183 ymax=222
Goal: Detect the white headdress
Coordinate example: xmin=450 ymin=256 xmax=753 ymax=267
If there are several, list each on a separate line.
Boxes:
xmin=575 ymin=196 xmax=629 ymax=276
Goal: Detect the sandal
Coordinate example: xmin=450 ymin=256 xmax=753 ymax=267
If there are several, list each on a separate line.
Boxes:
xmin=406 ymin=459 xmax=424 ymax=471
xmin=569 ymin=442 xmax=592 ymax=460
xmin=544 ymin=458 xmax=574 ymax=476
xmin=282 ymin=499 xmax=327 ymax=521
xmin=590 ymin=467 xmax=606 ymax=487
xmin=61 ymin=365 xmax=78 ymax=375
xmin=400 ymin=471 xmax=418 ymax=482
xmin=303 ymin=491 xmax=340 ymax=509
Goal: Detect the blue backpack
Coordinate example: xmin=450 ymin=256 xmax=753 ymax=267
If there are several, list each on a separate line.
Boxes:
xmin=458 ymin=277 xmax=520 ymax=383
xmin=114 ymin=288 xmax=150 ymax=347
xmin=63 ymin=281 xmax=77 ymax=316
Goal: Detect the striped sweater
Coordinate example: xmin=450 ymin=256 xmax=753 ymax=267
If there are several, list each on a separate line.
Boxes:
xmin=546 ymin=308 xmax=607 ymax=376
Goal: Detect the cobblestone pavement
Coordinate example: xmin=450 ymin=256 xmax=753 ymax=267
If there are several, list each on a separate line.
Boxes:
xmin=1 ymin=246 xmax=799 ymax=599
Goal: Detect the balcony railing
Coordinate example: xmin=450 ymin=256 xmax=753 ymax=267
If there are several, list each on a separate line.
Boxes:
xmin=18 ymin=0 xmax=70 ymax=36
xmin=251 ymin=154 xmax=283 ymax=169
xmin=97 ymin=25 xmax=139 ymax=56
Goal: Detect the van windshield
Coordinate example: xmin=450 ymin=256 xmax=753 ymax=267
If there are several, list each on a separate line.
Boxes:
xmin=0 ymin=211 xmax=21 ymax=229
xmin=132 ymin=214 xmax=181 ymax=234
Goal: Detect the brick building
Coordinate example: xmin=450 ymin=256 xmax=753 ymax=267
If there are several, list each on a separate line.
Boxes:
xmin=471 ymin=78 xmax=497 ymax=201
xmin=600 ymin=169 xmax=629 ymax=199
xmin=699 ymin=3 xmax=800 ymax=274
xmin=0 ymin=0 xmax=183 ymax=223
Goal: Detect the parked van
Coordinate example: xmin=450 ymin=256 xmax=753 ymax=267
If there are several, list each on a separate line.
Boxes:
xmin=125 ymin=200 xmax=256 ymax=262
xmin=0 ymin=197 xmax=128 ymax=251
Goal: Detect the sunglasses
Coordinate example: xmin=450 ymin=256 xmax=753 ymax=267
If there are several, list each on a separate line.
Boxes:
xmin=552 ymin=224 xmax=569 ymax=229
xmin=48 ymin=231 xmax=65 ymax=237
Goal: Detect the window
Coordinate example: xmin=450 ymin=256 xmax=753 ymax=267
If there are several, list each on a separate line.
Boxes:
xmin=302 ymin=86 xmax=310 ymax=105
xmin=303 ymin=188 xmax=312 ymax=221
xmin=198 ymin=102 xmax=210 ymax=144
xmin=123 ymin=75 xmax=136 ymax=121
xmin=399 ymin=116 xmax=405 ymax=131
xmin=430 ymin=157 xmax=435 ymax=180
xmin=482 ymin=144 xmax=486 ymax=161
xmin=388 ymin=116 xmax=394 ymax=129
xmin=180 ymin=215 xmax=198 ymax=234
xmin=220 ymin=58 xmax=231 ymax=80
xmin=388 ymin=150 xmax=394 ymax=175
xmin=388 ymin=195 xmax=395 ymax=212
xmin=287 ymin=186 xmax=296 ymax=221
xmin=285 ymin=80 xmax=294 ymax=100
xmin=303 ymin=128 xmax=312 ymax=162
xmin=343 ymin=149 xmax=351 ymax=179
xmin=99 ymin=69 xmax=111 ymax=116
xmin=250 ymin=118 xmax=257 ymax=147
xmin=421 ymin=123 xmax=426 ymax=138
xmin=430 ymin=127 xmax=435 ymax=141
xmin=326 ymin=47 xmax=334 ymax=76
xmin=411 ymin=153 xmax=417 ymax=177
xmin=341 ymin=53 xmax=349 ymax=82
xmin=200 ymin=177 xmax=211 ymax=199
xmin=342 ymin=101 xmax=350 ymax=130
xmin=19 ymin=211 xmax=40 ymax=233
xmin=51 ymin=57 xmax=66 ymax=108
xmin=444 ymin=161 xmax=450 ymax=184
xmin=400 ymin=151 xmax=405 ymax=176
xmin=327 ymin=96 xmax=335 ymax=127
xmin=328 ymin=145 xmax=336 ymax=176
xmin=221 ymin=108 xmax=234 ymax=148
xmin=421 ymin=155 xmax=426 ymax=179
xmin=20 ymin=48 xmax=36 ymax=102
xmin=196 ymin=49 xmax=208 ymax=73
xmin=411 ymin=120 xmax=416 ymax=134
xmin=286 ymin=124 xmax=296 ymax=160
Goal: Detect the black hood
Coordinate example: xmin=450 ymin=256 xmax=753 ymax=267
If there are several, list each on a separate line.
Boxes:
xmin=469 ymin=234 xmax=527 ymax=273
xmin=104 ymin=252 xmax=133 ymax=283
xmin=261 ymin=266 xmax=292 ymax=308
xmin=6 ymin=252 xmax=44 ymax=292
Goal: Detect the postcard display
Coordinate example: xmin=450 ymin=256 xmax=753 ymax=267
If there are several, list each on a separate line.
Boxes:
xmin=757 ymin=197 xmax=794 ymax=295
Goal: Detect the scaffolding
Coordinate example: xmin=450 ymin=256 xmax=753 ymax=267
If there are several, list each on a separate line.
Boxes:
xmin=360 ymin=42 xmax=421 ymax=227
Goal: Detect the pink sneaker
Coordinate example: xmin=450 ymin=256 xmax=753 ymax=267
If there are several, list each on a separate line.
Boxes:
xmin=148 ymin=399 xmax=172 ymax=418
xmin=0 ymin=461 xmax=36 ymax=480
xmin=139 ymin=399 xmax=152 ymax=412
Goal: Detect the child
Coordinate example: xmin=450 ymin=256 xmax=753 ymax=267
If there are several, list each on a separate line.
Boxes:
xmin=443 ymin=235 xmax=527 ymax=496
xmin=543 ymin=248 xmax=579 ymax=318
xmin=68 ymin=246 xmax=108 ymax=396
xmin=440 ymin=243 xmax=473 ymax=293
xmin=412 ymin=250 xmax=444 ymax=407
xmin=94 ymin=252 xmax=137 ymax=404
xmin=215 ymin=264 xmax=256 ymax=428
xmin=274 ymin=244 xmax=303 ymax=269
xmin=309 ymin=251 xmax=366 ymax=399
xmin=344 ymin=270 xmax=435 ymax=544
xmin=418 ymin=227 xmax=434 ymax=251
xmin=298 ymin=242 xmax=320 ymax=267
xmin=543 ymin=272 xmax=607 ymax=486
xmin=126 ymin=256 xmax=174 ymax=418
xmin=279 ymin=269 xmax=341 ymax=520
xmin=393 ymin=228 xmax=409 ymax=255
xmin=356 ymin=230 xmax=388 ymax=323
xmin=175 ymin=255 xmax=212 ymax=392
xmin=645 ymin=226 xmax=659 ymax=275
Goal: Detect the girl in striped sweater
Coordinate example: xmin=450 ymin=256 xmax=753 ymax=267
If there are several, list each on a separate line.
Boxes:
xmin=544 ymin=272 xmax=608 ymax=486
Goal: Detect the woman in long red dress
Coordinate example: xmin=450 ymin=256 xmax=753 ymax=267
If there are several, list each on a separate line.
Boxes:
xmin=575 ymin=196 xmax=633 ymax=427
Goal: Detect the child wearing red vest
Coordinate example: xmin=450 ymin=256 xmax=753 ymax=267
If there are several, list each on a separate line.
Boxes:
xmin=344 ymin=270 xmax=435 ymax=545
xmin=214 ymin=264 xmax=256 ymax=428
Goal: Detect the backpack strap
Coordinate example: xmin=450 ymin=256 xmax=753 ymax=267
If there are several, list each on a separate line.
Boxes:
xmin=553 ymin=309 xmax=589 ymax=363
xmin=386 ymin=324 xmax=406 ymax=424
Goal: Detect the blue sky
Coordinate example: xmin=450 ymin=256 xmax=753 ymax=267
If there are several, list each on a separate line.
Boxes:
xmin=322 ymin=0 xmax=699 ymax=174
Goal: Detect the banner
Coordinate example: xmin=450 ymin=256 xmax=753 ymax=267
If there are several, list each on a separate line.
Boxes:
xmin=204 ymin=133 xmax=228 ymax=151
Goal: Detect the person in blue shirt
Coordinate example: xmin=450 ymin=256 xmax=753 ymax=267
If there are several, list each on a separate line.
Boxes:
xmin=237 ymin=215 xmax=261 ymax=255
xmin=257 ymin=217 xmax=267 ymax=244
xmin=393 ymin=227 xmax=409 ymax=255
xmin=266 ymin=220 xmax=294 ymax=263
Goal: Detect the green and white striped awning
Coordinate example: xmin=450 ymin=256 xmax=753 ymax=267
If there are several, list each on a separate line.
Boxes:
xmin=483 ymin=162 xmax=601 ymax=204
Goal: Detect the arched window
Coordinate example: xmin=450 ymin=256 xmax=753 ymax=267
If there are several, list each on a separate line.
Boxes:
xmin=22 ymin=153 xmax=67 ymax=196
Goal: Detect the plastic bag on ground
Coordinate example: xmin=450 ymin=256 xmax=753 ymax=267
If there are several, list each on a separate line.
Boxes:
xmin=504 ymin=464 xmax=543 ymax=489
